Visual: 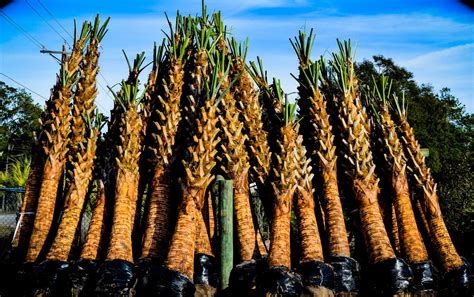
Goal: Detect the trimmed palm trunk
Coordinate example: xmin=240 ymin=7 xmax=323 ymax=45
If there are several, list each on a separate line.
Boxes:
xmin=218 ymin=41 xmax=256 ymax=263
xmin=45 ymin=17 xmax=108 ymax=262
xmin=229 ymin=38 xmax=272 ymax=255
xmin=370 ymin=77 xmax=438 ymax=293
xmin=140 ymin=17 xmax=189 ymax=261
xmin=371 ymin=77 xmax=429 ymax=264
xmin=164 ymin=57 xmax=226 ymax=282
xmin=106 ymin=82 xmax=143 ymax=263
xmin=80 ymin=181 xmax=107 ymax=260
xmin=46 ymin=125 xmax=99 ymax=261
xmin=291 ymin=30 xmax=350 ymax=259
xmin=394 ymin=96 xmax=465 ymax=274
xmin=330 ymin=40 xmax=412 ymax=295
xmin=255 ymin=82 xmax=304 ymax=296
xmin=133 ymin=40 xmax=166 ymax=255
xmin=268 ymin=125 xmax=297 ymax=270
xmin=25 ymin=24 xmax=91 ymax=262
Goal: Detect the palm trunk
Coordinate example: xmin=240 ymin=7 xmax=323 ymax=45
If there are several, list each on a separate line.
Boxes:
xmin=390 ymin=204 xmax=401 ymax=255
xmin=25 ymin=156 xmax=65 ymax=262
xmin=25 ymin=27 xmax=90 ymax=262
xmin=46 ymin=130 xmax=98 ymax=261
xmin=166 ymin=190 xmax=201 ymax=279
xmin=141 ymin=167 xmax=172 ymax=260
xmin=291 ymin=33 xmax=351 ymax=258
xmin=81 ymin=181 xmax=106 ymax=260
xmin=165 ymin=96 xmax=220 ymax=279
xmin=195 ymin=211 xmax=213 ymax=256
xmin=268 ymin=125 xmax=297 ymax=269
xmin=330 ymin=44 xmax=396 ymax=265
xmin=106 ymin=103 xmax=142 ymax=262
xmin=233 ymin=173 xmax=255 ymax=261
xmin=12 ymin=148 xmax=43 ymax=260
xmin=398 ymin=116 xmax=463 ymax=272
xmin=391 ymin=169 xmax=428 ymax=263
xmin=294 ymin=132 xmax=324 ymax=264
xmin=355 ymin=180 xmax=396 ymax=263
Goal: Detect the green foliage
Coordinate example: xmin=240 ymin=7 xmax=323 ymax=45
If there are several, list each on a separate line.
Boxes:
xmin=0 ymin=157 xmax=31 ymax=188
xmin=355 ymin=56 xmax=473 ymax=258
xmin=0 ymin=81 xmax=42 ymax=168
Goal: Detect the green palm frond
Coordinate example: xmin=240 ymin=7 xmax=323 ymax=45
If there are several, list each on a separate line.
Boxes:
xmin=290 ymin=28 xmax=315 ymax=67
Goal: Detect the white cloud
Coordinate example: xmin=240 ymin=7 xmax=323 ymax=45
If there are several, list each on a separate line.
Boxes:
xmin=399 ymin=43 xmax=474 ymax=111
xmin=2 ymin=6 xmax=473 ymax=113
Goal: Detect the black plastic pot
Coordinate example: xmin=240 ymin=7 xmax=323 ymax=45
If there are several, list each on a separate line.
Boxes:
xmin=94 ymin=259 xmax=136 ymax=296
xmin=328 ymin=256 xmax=361 ymax=293
xmin=257 ymin=265 xmax=303 ymax=297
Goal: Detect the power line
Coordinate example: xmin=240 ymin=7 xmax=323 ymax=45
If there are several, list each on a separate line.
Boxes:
xmin=36 ymin=0 xmax=73 ymax=40
xmin=25 ymin=0 xmax=71 ymax=48
xmin=0 ymin=10 xmax=45 ymax=49
xmin=0 ymin=73 xmax=48 ymax=100
xmin=99 ymin=72 xmax=111 ymax=87
xmin=97 ymin=79 xmax=114 ymax=111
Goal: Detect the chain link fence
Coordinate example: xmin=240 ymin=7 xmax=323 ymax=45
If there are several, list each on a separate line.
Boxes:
xmin=0 ymin=187 xmax=94 ymax=262
xmin=0 ymin=187 xmax=24 ymax=260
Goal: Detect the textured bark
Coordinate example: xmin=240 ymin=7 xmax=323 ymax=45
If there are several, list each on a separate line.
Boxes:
xmin=25 ymin=158 xmax=64 ymax=262
xmin=196 ymin=211 xmax=213 ymax=256
xmin=268 ymin=191 xmax=293 ymax=268
xmin=294 ymin=131 xmax=324 ymax=263
xmin=399 ymin=116 xmax=463 ymax=271
xmin=355 ymin=181 xmax=396 ymax=264
xmin=329 ymin=49 xmax=396 ymax=264
xmin=165 ymin=93 xmax=220 ymax=278
xmin=268 ymin=125 xmax=297 ymax=268
xmin=166 ymin=191 xmax=200 ymax=279
xmin=106 ymin=104 xmax=142 ymax=262
xmin=81 ymin=182 xmax=106 ymax=260
xmin=46 ymin=131 xmax=98 ymax=261
xmin=140 ymin=168 xmax=172 ymax=260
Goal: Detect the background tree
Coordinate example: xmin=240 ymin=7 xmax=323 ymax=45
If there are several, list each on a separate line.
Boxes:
xmin=356 ymin=56 xmax=473 ymax=261
xmin=0 ymin=81 xmax=42 ymax=170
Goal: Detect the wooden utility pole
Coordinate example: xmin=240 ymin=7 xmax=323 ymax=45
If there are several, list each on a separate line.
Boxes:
xmin=218 ymin=179 xmax=233 ymax=290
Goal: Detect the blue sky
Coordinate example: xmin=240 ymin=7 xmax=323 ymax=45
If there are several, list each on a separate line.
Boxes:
xmin=1 ymin=0 xmax=473 ymax=113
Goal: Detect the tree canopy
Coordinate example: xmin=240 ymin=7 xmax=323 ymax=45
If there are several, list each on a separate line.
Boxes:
xmin=0 ymin=81 xmax=42 ymax=170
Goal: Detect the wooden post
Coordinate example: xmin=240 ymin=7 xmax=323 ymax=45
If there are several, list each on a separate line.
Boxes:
xmin=218 ymin=179 xmax=233 ymax=290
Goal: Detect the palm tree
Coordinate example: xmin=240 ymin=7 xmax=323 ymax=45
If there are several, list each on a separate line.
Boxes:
xmin=140 ymin=13 xmax=191 ymax=263
xmin=25 ymin=22 xmax=91 ymax=263
xmin=157 ymin=54 xmax=228 ymax=296
xmin=329 ymin=40 xmax=412 ymax=295
xmin=229 ymin=37 xmax=271 ymax=257
xmin=394 ymin=94 xmax=470 ymax=292
xmin=291 ymin=30 xmax=359 ymax=294
xmin=94 ymin=54 xmax=146 ymax=295
xmin=43 ymin=16 xmax=108 ymax=264
xmin=370 ymin=76 xmax=436 ymax=293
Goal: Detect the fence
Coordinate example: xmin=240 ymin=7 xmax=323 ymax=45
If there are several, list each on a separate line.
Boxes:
xmin=0 ymin=187 xmax=24 ymax=260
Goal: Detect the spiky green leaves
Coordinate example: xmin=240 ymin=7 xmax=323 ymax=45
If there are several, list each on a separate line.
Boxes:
xmin=290 ymin=28 xmax=315 ymax=68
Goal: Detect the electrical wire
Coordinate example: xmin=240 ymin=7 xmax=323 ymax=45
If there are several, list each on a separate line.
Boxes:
xmin=25 ymin=0 xmax=71 ymax=48
xmin=0 ymin=73 xmax=48 ymax=100
xmin=96 ymin=78 xmax=114 ymax=112
xmin=36 ymin=0 xmax=73 ymax=40
xmin=0 ymin=10 xmax=45 ymax=49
